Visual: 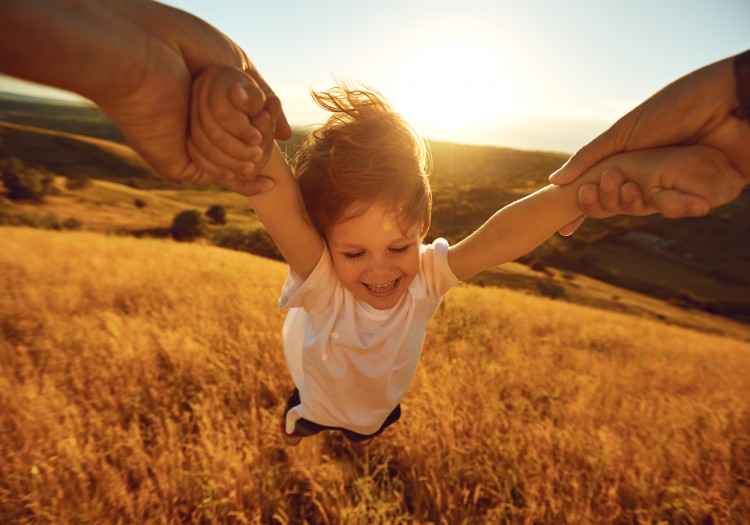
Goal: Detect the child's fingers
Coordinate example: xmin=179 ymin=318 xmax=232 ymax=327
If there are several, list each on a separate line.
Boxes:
xmin=619 ymin=182 xmax=653 ymax=215
xmin=195 ymin=96 xmax=264 ymax=162
xmin=191 ymin=69 xmax=265 ymax=166
xmin=557 ymin=215 xmax=586 ymax=236
xmin=187 ymin=136 xmax=252 ymax=180
xmin=212 ymin=83 xmax=265 ymax=148
xmin=578 ymin=183 xmax=609 ymax=218
xmin=229 ymin=81 xmax=266 ymax=123
xmin=190 ymin=108 xmax=262 ymax=175
xmin=598 ymin=168 xmax=625 ymax=211
xmin=190 ymin=87 xmax=263 ymax=173
xmin=648 ymin=188 xmax=710 ymax=218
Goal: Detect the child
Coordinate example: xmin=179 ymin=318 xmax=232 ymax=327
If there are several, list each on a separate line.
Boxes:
xmin=187 ymin=65 xmax=733 ymax=446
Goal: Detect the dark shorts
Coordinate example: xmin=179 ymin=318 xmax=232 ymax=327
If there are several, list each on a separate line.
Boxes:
xmin=283 ymin=388 xmax=401 ymax=443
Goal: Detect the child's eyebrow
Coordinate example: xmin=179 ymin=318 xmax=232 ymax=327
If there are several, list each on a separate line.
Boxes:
xmin=334 ymin=242 xmax=363 ymax=249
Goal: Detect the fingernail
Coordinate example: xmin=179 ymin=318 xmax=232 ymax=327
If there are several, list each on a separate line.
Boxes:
xmin=237 ymin=85 xmax=249 ymax=102
xmin=253 ymin=111 xmax=272 ymax=129
xmin=601 ymin=169 xmax=618 ymax=191
xmin=549 ymin=167 xmax=566 ymax=183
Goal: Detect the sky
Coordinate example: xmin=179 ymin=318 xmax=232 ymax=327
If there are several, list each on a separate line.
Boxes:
xmin=1 ymin=0 xmax=749 ymax=154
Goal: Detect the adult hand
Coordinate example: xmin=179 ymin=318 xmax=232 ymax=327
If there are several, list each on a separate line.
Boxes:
xmin=576 ymin=146 xmax=745 ymax=219
xmin=0 ymin=0 xmax=292 ymax=193
xmin=550 ymin=50 xmax=750 ymax=234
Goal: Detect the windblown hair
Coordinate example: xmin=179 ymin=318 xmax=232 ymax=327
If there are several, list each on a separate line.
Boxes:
xmin=293 ymin=83 xmax=432 ymax=238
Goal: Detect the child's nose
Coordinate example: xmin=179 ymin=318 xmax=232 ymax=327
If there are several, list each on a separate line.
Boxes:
xmin=370 ymin=255 xmax=393 ymax=275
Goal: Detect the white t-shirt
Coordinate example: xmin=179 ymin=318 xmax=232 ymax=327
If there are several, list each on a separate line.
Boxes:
xmin=279 ymin=238 xmax=460 ymax=435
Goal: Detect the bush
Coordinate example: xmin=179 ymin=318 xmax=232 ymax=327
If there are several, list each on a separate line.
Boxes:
xmin=133 ymin=198 xmax=147 ymax=208
xmin=0 ymin=157 xmax=55 ymax=202
xmin=212 ymin=226 xmax=283 ymax=261
xmin=205 ymin=204 xmax=227 ymax=225
xmin=0 ymin=210 xmax=62 ymax=229
xmin=62 ymin=217 xmax=83 ymax=230
xmin=64 ymin=175 xmax=92 ymax=190
xmin=170 ymin=210 xmax=205 ymax=242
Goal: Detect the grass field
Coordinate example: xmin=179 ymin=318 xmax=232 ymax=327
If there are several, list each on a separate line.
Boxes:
xmin=2 ymin=227 xmax=749 ymax=524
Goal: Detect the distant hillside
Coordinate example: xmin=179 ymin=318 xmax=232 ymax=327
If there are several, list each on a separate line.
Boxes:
xmin=1 ymin=96 xmax=748 ymax=324
xmin=0 ymin=93 xmax=125 ymax=142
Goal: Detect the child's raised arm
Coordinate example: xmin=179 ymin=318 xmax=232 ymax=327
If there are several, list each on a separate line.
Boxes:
xmin=242 ymin=144 xmax=325 ymax=280
xmin=447 ymin=175 xmax=593 ymax=282
xmin=187 ymin=65 xmax=324 ymax=279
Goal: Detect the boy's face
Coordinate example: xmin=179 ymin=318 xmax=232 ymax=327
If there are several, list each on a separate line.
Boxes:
xmin=326 ymin=202 xmax=422 ymax=310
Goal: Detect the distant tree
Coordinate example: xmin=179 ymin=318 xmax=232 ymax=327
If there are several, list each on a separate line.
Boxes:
xmin=212 ymin=226 xmax=283 ymax=261
xmin=62 ymin=217 xmax=83 ymax=230
xmin=64 ymin=174 xmax=92 ymax=190
xmin=0 ymin=157 xmax=55 ymax=202
xmin=133 ymin=198 xmax=147 ymax=208
xmin=205 ymin=204 xmax=227 ymax=225
xmin=170 ymin=210 xmax=204 ymax=242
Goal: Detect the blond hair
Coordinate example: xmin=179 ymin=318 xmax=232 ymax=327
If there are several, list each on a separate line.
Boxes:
xmin=293 ymin=83 xmax=432 ymax=238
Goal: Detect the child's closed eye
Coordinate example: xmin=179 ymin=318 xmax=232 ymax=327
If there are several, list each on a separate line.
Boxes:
xmin=389 ymin=245 xmax=411 ymax=254
xmin=344 ymin=251 xmax=365 ymax=259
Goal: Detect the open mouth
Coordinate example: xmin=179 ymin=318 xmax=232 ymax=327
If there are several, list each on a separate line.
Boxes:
xmin=363 ymin=277 xmax=400 ymax=296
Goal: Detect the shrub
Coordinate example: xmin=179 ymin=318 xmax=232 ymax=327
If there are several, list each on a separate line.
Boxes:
xmin=133 ymin=198 xmax=147 ymax=208
xmin=205 ymin=205 xmax=227 ymax=225
xmin=212 ymin=226 xmax=283 ymax=261
xmin=535 ymin=278 xmax=567 ymax=299
xmin=62 ymin=217 xmax=83 ymax=230
xmin=0 ymin=210 xmax=62 ymax=229
xmin=170 ymin=210 xmax=205 ymax=242
xmin=65 ymin=175 xmax=92 ymax=190
xmin=0 ymin=157 xmax=55 ymax=202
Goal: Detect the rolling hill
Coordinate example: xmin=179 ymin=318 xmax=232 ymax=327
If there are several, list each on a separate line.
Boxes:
xmin=1 ymin=94 xmax=748 ymax=331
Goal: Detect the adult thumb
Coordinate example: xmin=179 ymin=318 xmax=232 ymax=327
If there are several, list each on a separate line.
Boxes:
xmin=549 ymin=111 xmax=637 ymax=185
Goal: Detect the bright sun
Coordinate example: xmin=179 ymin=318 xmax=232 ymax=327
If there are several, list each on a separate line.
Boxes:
xmin=388 ymin=38 xmax=521 ymax=130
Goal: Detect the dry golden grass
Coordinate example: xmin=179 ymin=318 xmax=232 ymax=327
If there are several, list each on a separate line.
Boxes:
xmin=1 ymin=227 xmax=749 ymax=524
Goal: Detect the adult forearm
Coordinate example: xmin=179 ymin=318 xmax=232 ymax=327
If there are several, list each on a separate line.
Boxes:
xmin=0 ymin=0 xmax=156 ymax=102
xmin=109 ymin=0 xmax=249 ymax=75
xmin=0 ymin=0 xmax=289 ymax=182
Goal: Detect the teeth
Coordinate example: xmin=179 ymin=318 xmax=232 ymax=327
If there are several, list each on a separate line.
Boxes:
xmin=365 ymin=279 xmax=397 ymax=293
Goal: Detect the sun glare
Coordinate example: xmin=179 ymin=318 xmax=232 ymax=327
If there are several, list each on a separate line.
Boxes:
xmin=388 ymin=38 xmax=522 ymax=131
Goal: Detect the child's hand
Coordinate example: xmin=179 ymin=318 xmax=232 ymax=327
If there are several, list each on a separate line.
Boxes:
xmin=187 ymin=65 xmax=277 ymax=190
xmin=575 ymin=145 xmax=745 ymax=219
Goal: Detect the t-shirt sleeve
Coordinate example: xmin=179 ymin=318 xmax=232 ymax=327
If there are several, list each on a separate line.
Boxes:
xmin=420 ymin=238 xmax=461 ymax=301
xmin=279 ymin=243 xmax=336 ymax=312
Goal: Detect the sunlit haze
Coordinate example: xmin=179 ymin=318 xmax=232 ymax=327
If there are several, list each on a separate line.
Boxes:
xmin=1 ymin=0 xmax=748 ymax=153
